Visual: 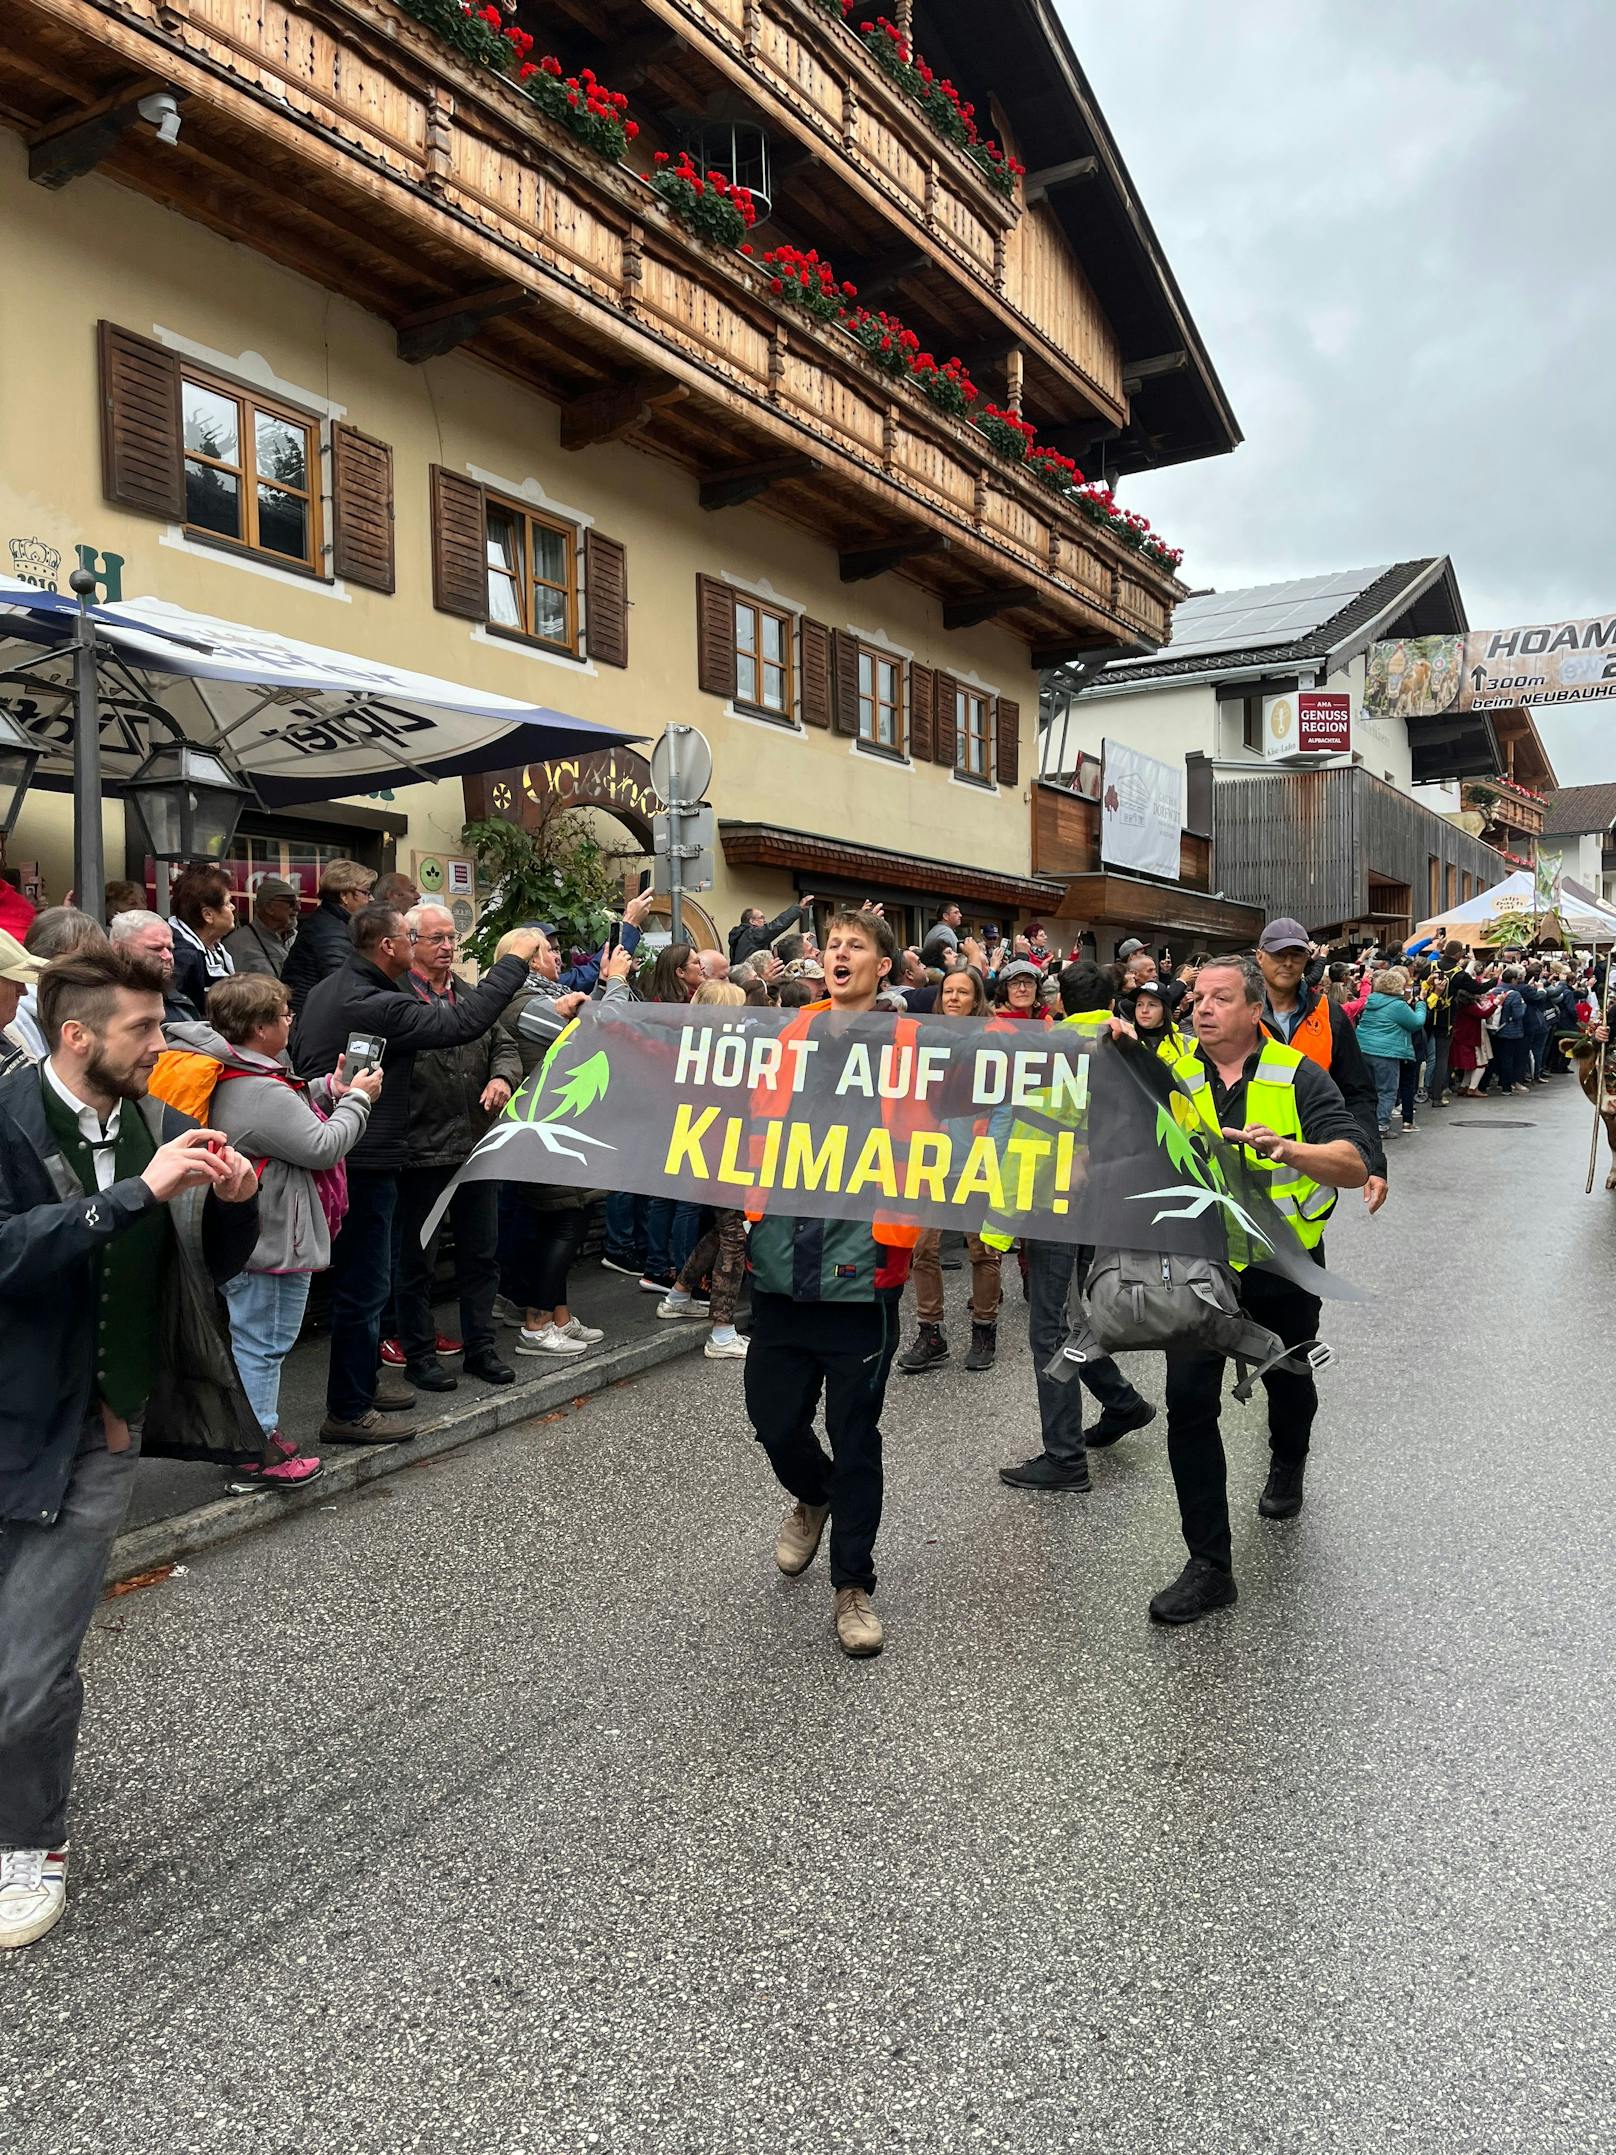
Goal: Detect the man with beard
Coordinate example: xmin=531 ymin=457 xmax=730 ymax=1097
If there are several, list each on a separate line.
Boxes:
xmin=109 ymin=910 xmax=191 ymax=1026
xmin=0 ymin=944 xmax=259 ymax=1949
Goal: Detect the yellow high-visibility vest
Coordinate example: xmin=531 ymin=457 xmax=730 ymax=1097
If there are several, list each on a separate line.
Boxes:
xmin=1167 ymin=1038 xmax=1336 ymax=1251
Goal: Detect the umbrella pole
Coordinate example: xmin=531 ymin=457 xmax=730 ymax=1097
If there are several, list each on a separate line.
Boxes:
xmin=69 ymin=567 xmax=104 ymax=920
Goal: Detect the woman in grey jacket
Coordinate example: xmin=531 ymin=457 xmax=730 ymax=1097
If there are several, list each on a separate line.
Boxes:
xmin=170 ymin=975 xmax=380 ymax=1484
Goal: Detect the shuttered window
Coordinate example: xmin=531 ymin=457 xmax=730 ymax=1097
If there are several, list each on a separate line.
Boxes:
xmin=734 ymin=597 xmax=794 ymax=720
xmin=179 ymin=365 xmax=322 ymax=572
xmin=855 ymin=644 xmax=904 ymax=753
xmin=933 ymin=671 xmax=959 ymax=768
xmin=331 ymin=423 xmax=395 ymax=593
xmin=484 ymin=494 xmax=579 ymax=654
xmin=956 ymin=686 xmax=992 ymax=782
xmin=584 ymin=530 xmax=628 ymax=668
xmin=831 ymin=629 xmax=860 ymax=737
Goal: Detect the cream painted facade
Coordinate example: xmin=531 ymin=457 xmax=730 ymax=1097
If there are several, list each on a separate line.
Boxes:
xmin=0 ymin=137 xmax=1035 ymax=933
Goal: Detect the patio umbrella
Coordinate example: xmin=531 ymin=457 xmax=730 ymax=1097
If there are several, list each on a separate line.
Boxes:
xmin=0 ymin=573 xmax=644 ymax=909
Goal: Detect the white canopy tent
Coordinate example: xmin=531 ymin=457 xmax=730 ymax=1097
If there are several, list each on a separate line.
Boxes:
xmin=1414 ymin=868 xmax=1616 ymax=948
xmin=0 ymin=574 xmax=643 ymax=909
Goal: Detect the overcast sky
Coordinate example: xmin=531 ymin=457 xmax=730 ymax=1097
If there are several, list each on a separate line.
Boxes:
xmin=1060 ymin=0 xmax=1616 ymax=786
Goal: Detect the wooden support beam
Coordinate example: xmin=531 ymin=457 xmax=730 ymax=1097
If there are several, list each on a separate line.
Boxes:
xmin=559 ymin=371 xmax=687 ymax=451
xmin=842 ymin=247 xmax=930 ymax=305
xmin=961 ymin=332 xmax=1022 ymax=371
xmin=28 ymin=77 xmax=176 ymax=189
xmin=839 ymin=533 xmax=951 ymax=583
xmin=943 ymin=582 xmax=1035 ymax=631
xmin=1022 ymin=154 xmax=1098 ymax=204
xmin=396 ymin=282 xmax=537 ymax=363
xmin=1040 ymin=420 xmax=1119 ymax=462
xmin=699 ymin=453 xmax=819 ymax=512
xmin=1122 ymin=350 xmax=1189 ymax=391
xmin=602 ymin=27 xmax=686 ymax=90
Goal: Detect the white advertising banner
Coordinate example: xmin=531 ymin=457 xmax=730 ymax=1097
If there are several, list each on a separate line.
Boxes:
xmin=1101 ymin=737 xmax=1182 ymax=878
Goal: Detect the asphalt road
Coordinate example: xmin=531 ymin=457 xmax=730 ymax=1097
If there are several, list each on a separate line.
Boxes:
xmin=6 ymin=1080 xmax=1613 ymax=2154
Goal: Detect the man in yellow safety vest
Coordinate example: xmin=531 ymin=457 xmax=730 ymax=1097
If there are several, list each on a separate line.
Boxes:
xmin=1148 ymin=954 xmax=1370 ymax=1626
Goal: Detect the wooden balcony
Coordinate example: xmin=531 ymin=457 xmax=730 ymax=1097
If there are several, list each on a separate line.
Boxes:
xmin=1463 ymin=778 xmax=1546 ymax=839
xmin=4 ymin=0 xmax=1180 ymax=659
xmin=541 ymin=0 xmax=1127 ymax=427
xmin=1033 ymin=779 xmax=1210 ymax=888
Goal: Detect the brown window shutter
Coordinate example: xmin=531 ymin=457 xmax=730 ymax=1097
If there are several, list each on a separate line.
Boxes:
xmin=995 ymin=696 xmax=1020 ymax=787
xmin=831 ymin=629 xmax=860 ymax=737
xmin=430 ymin=465 xmax=487 ymax=621
xmin=585 ymin=531 xmax=629 ymax=668
xmin=331 ymin=423 xmax=395 ymax=593
xmin=98 ymin=321 xmax=183 ymax=518
xmin=909 ymin=665 xmax=935 ymax=762
xmin=799 ymin=617 xmax=832 ymax=727
xmin=696 ymin=573 xmax=737 ymax=698
xmin=933 ymin=671 xmax=959 ymax=767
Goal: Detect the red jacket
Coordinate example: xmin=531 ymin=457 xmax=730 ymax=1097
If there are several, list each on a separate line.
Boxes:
xmin=0 ymin=884 xmax=36 ymax=943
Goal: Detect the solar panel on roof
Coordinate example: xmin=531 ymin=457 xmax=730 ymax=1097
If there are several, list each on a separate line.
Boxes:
xmin=1116 ymin=566 xmax=1395 ymax=665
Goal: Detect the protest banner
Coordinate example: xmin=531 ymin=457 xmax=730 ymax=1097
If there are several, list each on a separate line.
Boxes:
xmin=427 ymin=1005 xmax=1354 ymax=1296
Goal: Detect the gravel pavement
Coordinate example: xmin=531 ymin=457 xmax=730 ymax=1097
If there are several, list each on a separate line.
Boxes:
xmin=4 ymin=1081 xmax=1612 ymax=2154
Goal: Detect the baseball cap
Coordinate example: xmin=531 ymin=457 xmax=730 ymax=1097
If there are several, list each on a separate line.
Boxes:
xmin=1258 ymin=917 xmax=1311 ymax=954
xmin=0 ymin=928 xmax=40 ymax=987
xmin=1116 ymin=938 xmax=1146 ymax=960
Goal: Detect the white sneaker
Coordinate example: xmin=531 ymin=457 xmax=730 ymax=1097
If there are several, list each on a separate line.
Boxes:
xmin=656 ymin=1295 xmax=711 ymax=1321
xmin=515 ymin=1324 xmax=587 ymax=1357
xmin=0 ymin=1847 xmax=69 ymax=1950
xmin=705 ymin=1334 xmax=749 ymax=1360
xmin=557 ymin=1316 xmax=604 ymax=1344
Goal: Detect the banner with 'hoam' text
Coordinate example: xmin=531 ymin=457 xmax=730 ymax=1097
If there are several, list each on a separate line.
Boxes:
xmin=427 ymin=1005 xmax=1352 ymax=1295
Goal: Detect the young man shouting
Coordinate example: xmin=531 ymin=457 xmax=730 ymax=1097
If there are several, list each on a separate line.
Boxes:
xmin=743 ymin=909 xmax=916 ymax=1658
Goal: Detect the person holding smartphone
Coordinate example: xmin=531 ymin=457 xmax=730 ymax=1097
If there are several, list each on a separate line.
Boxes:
xmin=290 ymin=903 xmax=543 ymax=1446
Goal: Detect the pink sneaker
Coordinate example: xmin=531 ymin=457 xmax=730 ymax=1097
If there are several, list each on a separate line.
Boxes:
xmin=234 ymin=1432 xmax=324 ymax=1491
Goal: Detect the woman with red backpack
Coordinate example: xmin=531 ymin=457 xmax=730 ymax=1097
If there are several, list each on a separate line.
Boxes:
xmin=161 ymin=974 xmax=379 ymax=1486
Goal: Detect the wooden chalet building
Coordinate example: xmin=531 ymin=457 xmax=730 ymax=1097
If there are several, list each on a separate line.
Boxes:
xmin=0 ymin=0 xmax=1235 ymax=940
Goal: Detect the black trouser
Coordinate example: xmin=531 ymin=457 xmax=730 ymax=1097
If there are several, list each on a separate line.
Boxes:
xmin=744 ymin=1290 xmax=901 ymax=1594
xmin=1163 ymin=1264 xmax=1323 ymax=1572
xmin=498 ymin=1187 xmax=590 ymax=1311
xmin=396 ymin=1166 xmax=499 ymax=1364
xmin=1026 ymin=1240 xmax=1146 ymax=1466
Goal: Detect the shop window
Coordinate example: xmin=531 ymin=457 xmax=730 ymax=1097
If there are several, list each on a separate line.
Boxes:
xmin=1242 ymin=695 xmax=1264 ymax=753
xmin=856 ymin=645 xmax=904 ymax=754
xmin=1428 ymin=856 xmax=1441 ymax=919
xmin=735 ymin=598 xmax=795 ymax=720
xmin=181 ymin=368 xmax=321 ymax=572
xmin=1445 ymin=864 xmax=1458 ymax=910
xmin=484 ymin=497 xmax=578 ymax=653
xmin=956 ymin=687 xmax=993 ymax=782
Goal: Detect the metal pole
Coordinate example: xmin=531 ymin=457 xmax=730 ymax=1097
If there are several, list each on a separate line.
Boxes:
xmin=68 ymin=566 xmax=104 ymax=919
xmin=667 ymin=725 xmax=686 ymax=947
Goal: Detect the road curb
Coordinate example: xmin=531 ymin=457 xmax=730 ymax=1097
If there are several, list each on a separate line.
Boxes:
xmin=107 ymin=1321 xmax=709 ymax=1586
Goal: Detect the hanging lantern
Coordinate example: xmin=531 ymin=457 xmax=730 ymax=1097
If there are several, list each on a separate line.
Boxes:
xmin=123 ymin=743 xmax=248 ymax=862
xmin=694 ymin=120 xmax=772 ymax=220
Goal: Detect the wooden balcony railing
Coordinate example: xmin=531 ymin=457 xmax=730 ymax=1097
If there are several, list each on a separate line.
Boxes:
xmin=9 ymin=0 xmax=1179 ymax=657
xmin=1032 ymin=779 xmax=1210 ymax=889
xmin=1464 ymin=780 xmax=1546 ymax=838
xmin=612 ymin=0 xmax=1127 ymax=421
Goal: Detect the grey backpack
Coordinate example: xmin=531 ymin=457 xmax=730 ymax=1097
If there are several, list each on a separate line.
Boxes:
xmin=1048 ymin=1248 xmax=1331 ymax=1404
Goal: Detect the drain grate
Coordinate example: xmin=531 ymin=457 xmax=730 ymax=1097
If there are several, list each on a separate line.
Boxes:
xmin=1452 ymin=1120 xmax=1536 ymax=1129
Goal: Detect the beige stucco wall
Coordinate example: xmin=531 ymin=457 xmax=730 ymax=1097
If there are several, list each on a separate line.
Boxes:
xmin=0 ymin=137 xmax=1037 ymax=931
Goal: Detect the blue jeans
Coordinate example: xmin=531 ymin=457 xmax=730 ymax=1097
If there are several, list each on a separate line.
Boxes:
xmin=644 ymin=1198 xmax=701 ymax=1284
xmin=603 ymin=1191 xmax=646 ymax=1267
xmin=1363 ymin=1054 xmax=1403 ymax=1131
xmin=0 ymin=1415 xmax=141 ymax=1846
xmin=325 ymin=1167 xmax=397 ymax=1420
xmin=223 ymin=1270 xmax=313 ymax=1436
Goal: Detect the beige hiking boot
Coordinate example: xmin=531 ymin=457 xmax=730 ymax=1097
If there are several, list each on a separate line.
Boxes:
xmin=833 ymin=1587 xmax=884 ymax=1658
xmin=774 ymin=1500 xmax=830 ymax=1577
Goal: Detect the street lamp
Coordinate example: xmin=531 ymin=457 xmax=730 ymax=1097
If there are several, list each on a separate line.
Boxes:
xmin=122 ymin=743 xmax=248 ymax=864
xmin=0 ymin=704 xmax=41 ymax=840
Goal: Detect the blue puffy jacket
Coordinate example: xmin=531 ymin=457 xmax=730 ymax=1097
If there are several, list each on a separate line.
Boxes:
xmin=1355 ymin=992 xmax=1426 ymax=1061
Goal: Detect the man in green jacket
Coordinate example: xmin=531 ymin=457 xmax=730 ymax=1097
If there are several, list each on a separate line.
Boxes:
xmin=743 ymin=910 xmax=910 ymax=1659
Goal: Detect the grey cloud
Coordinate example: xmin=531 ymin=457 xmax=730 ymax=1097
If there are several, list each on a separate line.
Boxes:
xmin=1057 ymin=0 xmax=1616 ymax=781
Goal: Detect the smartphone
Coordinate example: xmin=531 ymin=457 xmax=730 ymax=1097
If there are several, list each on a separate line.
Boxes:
xmin=344 ymin=1031 xmax=385 ymax=1074
xmin=605 ymin=918 xmax=622 ymax=957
